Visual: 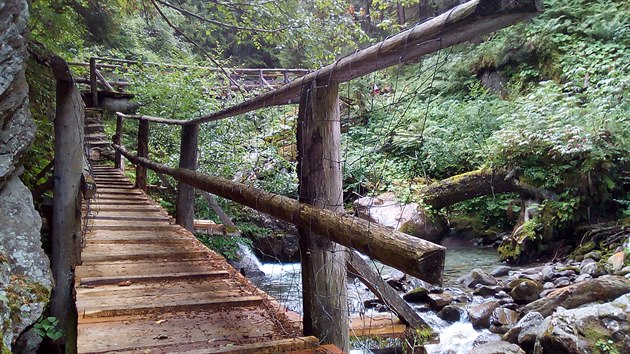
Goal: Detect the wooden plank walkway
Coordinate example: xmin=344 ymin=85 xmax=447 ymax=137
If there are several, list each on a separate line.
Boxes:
xmin=75 ymin=165 xmax=327 ymax=353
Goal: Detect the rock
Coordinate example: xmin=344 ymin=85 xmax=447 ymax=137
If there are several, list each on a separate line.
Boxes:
xmin=541 ymin=266 xmax=555 ymax=281
xmin=0 ymin=1 xmax=54 ymax=351
xmin=503 ymin=311 xmax=544 ymax=350
xmin=468 ymin=300 xmax=500 ymax=329
xmin=469 ymin=341 xmax=525 ymax=354
xmin=473 ymin=285 xmax=501 ymax=297
xmin=438 ymin=305 xmax=461 ymax=322
xmin=491 ymin=266 xmax=512 ymax=277
xmin=363 ymin=299 xmax=384 ymax=309
xmin=403 ymin=286 xmax=429 ymax=302
xmin=575 ymin=273 xmax=592 ymax=283
xmin=533 ymin=294 xmax=630 ymax=354
xmin=495 ymin=290 xmax=511 ymax=299
xmin=427 ymin=292 xmax=453 ymax=310
xmin=510 ymin=279 xmax=543 ymax=303
xmin=618 ymin=266 xmax=630 ymax=276
xmin=584 ymin=251 xmax=602 ymax=261
xmin=491 ymin=308 xmax=520 ymax=327
xmin=543 ymin=281 xmax=555 ymax=290
xmin=608 ymin=252 xmax=626 ymax=272
xmin=353 ymin=192 xmax=447 ymax=243
xmin=580 ymin=261 xmax=599 ymax=276
xmin=457 ymin=268 xmax=498 ymax=289
xmin=472 ymin=332 xmax=502 ymax=347
xmin=228 ymin=244 xmax=265 ymax=277
xmin=522 ymin=273 xmax=544 ymax=283
xmin=554 ymin=277 xmax=571 ymax=288
xmin=523 ymin=275 xmax=630 ymax=317
xmin=251 ymin=234 xmax=299 ymax=262
xmin=557 ymin=269 xmax=577 ymax=278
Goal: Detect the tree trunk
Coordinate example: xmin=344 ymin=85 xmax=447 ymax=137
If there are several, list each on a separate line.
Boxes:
xmin=176 ymin=123 xmax=198 ymax=231
xmin=297 ymin=81 xmax=349 ymax=350
xmin=135 ymin=119 xmax=149 ymax=191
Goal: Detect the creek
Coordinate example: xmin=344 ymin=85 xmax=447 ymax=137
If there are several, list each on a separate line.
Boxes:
xmin=252 ymin=239 xmax=504 ymax=353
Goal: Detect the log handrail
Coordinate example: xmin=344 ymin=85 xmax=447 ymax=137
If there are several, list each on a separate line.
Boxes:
xmin=113 ymin=143 xmax=446 ymax=284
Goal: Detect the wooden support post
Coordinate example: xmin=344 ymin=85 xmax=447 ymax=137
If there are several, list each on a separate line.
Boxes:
xmin=114 ymin=114 xmax=123 ymax=169
xmin=50 ymin=55 xmax=84 ymax=353
xmin=297 ymin=80 xmax=349 ymax=350
xmin=89 ymin=57 xmax=98 ymax=107
xmin=176 ymin=123 xmax=199 ymax=231
xmin=136 ymin=118 xmax=149 ymax=191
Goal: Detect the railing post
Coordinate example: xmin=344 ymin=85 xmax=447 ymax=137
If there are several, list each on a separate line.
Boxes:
xmin=176 ymin=123 xmax=199 ymax=231
xmin=89 ymin=57 xmax=98 ymax=107
xmin=297 ymin=80 xmax=349 ymax=350
xmin=114 ymin=114 xmax=123 ymax=169
xmin=136 ymin=118 xmax=149 ymax=191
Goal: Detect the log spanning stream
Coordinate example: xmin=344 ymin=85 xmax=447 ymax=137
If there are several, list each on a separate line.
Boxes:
xmin=252 ymin=242 xmax=503 ymax=353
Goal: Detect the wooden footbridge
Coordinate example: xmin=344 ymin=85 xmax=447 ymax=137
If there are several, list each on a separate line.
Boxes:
xmin=46 ymin=1 xmax=541 ymax=352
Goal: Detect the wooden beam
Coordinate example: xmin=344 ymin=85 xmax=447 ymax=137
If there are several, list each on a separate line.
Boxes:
xmin=94 ymin=68 xmax=115 ymax=91
xmin=347 ymin=253 xmax=428 ymax=329
xmin=135 ymin=119 xmax=149 ymax=191
xmin=50 ymin=55 xmax=84 ymax=352
xmin=89 ymin=57 xmax=98 ymax=106
xmin=176 ymin=123 xmax=198 ymax=231
xmin=297 ymin=81 xmax=349 ymax=350
xmin=185 ymin=0 xmax=540 ymax=125
xmin=116 ymin=112 xmax=187 ymax=125
xmin=114 ymin=144 xmax=446 ymax=284
xmin=113 ymin=114 xmax=123 ymax=169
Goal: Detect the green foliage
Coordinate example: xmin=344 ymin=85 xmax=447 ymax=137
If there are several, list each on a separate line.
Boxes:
xmin=34 ymin=316 xmax=63 ymax=341
xmin=595 ymin=339 xmax=621 ymax=354
xmin=195 ymin=233 xmax=252 ymax=261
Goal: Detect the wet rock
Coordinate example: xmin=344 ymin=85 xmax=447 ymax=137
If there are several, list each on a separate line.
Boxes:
xmin=510 ymin=279 xmax=543 ymax=303
xmin=608 ymin=252 xmax=625 ymax=272
xmin=575 ymin=273 xmax=592 ymax=283
xmin=492 ymin=308 xmax=520 ymax=327
xmin=491 ymin=266 xmax=512 ymax=277
xmin=554 ymin=277 xmax=571 ymax=288
xmin=495 ymin=290 xmax=511 ymax=299
xmin=385 ymin=269 xmax=407 ymax=291
xmin=468 ymin=300 xmax=500 ymax=329
xmin=353 ymin=192 xmax=447 ymax=243
xmin=503 ymin=311 xmax=544 ymax=350
xmin=541 ymin=266 xmax=555 ymax=282
xmin=427 ymin=292 xmax=453 ymax=310
xmin=472 ymin=332 xmax=502 ymax=347
xmin=251 ymin=233 xmax=299 ymax=262
xmin=438 ymin=305 xmax=461 ymax=322
xmin=364 ymin=299 xmax=384 ymax=309
xmin=533 ymin=294 xmax=630 ymax=354
xmin=402 ymin=286 xmax=429 ymax=302
xmin=469 ymin=341 xmax=525 ymax=354
xmin=584 ymin=250 xmax=602 ymax=261
xmin=457 ymin=268 xmax=497 ymax=289
xmin=473 ymin=285 xmax=501 ymax=297
xmin=523 ymin=276 xmax=630 ymax=317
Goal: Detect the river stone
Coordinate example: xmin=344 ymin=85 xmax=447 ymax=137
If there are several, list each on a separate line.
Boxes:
xmin=468 ymin=300 xmax=500 ymax=329
xmin=491 ymin=266 xmax=512 ymax=277
xmin=510 ymin=279 xmax=543 ymax=303
xmin=469 ymin=341 xmax=525 ymax=354
xmin=608 ymin=252 xmax=625 ymax=272
xmin=543 ymin=281 xmax=555 ymax=290
xmin=473 ymin=285 xmax=501 ymax=297
xmin=491 ymin=307 xmax=519 ymax=326
xmin=541 ymin=265 xmax=555 ymax=281
xmin=523 ymin=275 xmax=630 ymax=317
xmin=575 ymin=273 xmax=592 ymax=283
xmin=457 ymin=268 xmax=497 ymax=289
xmin=503 ymin=311 xmax=544 ymax=350
xmin=353 ymin=192 xmax=447 ymax=243
xmin=533 ymin=294 xmax=630 ymax=354
xmin=554 ymin=277 xmax=571 ymax=288
xmin=427 ymin=292 xmax=453 ymax=310
xmin=438 ymin=305 xmax=461 ymax=322
xmin=403 ymin=286 xmax=429 ymax=302
xmin=584 ymin=251 xmax=602 ymax=261
xmin=618 ymin=266 xmax=630 ymax=276
xmin=522 ymin=272 xmax=544 ymax=283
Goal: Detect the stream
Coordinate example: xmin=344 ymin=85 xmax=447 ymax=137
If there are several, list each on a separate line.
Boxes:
xmin=252 ymin=242 xmax=504 ymax=353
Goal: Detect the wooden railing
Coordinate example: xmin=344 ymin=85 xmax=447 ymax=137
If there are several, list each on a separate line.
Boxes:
xmin=102 ymin=0 xmax=541 ymax=349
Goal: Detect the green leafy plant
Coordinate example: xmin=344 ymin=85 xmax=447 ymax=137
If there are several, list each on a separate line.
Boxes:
xmin=595 ymin=339 xmax=620 ymax=354
xmin=34 ymin=316 xmax=63 ymax=341
xmin=195 ymin=233 xmax=253 ymax=261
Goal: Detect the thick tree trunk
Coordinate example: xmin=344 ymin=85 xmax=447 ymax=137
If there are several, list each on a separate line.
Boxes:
xmin=297 ymin=81 xmax=349 ymax=350
xmin=114 ymin=144 xmax=446 ymax=284
xmin=176 ymin=123 xmax=198 ymax=231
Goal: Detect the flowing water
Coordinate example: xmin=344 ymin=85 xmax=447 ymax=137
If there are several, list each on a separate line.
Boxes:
xmin=253 ymin=242 xmax=504 ymax=353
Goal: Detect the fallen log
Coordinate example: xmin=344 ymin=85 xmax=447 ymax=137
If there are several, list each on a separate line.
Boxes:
xmin=114 ymin=144 xmax=445 ymax=284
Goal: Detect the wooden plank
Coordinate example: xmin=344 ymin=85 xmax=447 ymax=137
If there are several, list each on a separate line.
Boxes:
xmin=350 ymin=313 xmax=406 ymax=338
xmin=78 ymin=270 xmax=229 ymax=286
xmin=80 ymin=249 xmax=210 ymax=263
xmin=80 ymin=295 xmax=264 ymax=319
xmin=76 ymin=278 xmax=241 ymax=299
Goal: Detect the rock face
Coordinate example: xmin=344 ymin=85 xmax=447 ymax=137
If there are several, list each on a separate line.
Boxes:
xmin=0 ymin=0 xmax=53 ymax=350
xmin=533 ymin=294 xmax=630 ymax=354
xmin=353 ymin=192 xmax=446 ymax=243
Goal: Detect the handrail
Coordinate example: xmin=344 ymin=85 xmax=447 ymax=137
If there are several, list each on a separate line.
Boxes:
xmin=115 ymin=112 xmax=188 ymax=125
xmin=113 ymin=143 xmax=445 ymax=284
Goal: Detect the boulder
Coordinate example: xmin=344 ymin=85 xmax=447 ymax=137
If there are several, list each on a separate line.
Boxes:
xmin=438 ymin=305 xmax=461 ymax=322
xmin=510 ymin=279 xmax=543 ymax=303
xmin=469 ymin=341 xmax=525 ymax=354
xmin=491 ymin=265 xmax=512 ymax=277
xmin=402 ymin=286 xmax=429 ymax=302
xmin=473 ymin=285 xmax=501 ymax=297
xmin=457 ymin=268 xmax=498 ymax=289
xmin=0 ymin=1 xmax=54 ymax=351
xmin=523 ymin=276 xmax=630 ymax=317
xmin=353 ymin=192 xmax=446 ymax=243
xmin=427 ymin=292 xmax=453 ymax=310
xmin=553 ymin=277 xmax=571 ymax=288
xmin=533 ymin=294 xmax=630 ymax=354
xmin=583 ymin=251 xmax=602 ymax=261
xmin=491 ymin=307 xmax=520 ymax=327
xmin=503 ymin=311 xmax=544 ymax=350
xmin=575 ymin=273 xmax=592 ymax=283
xmin=468 ymin=300 xmax=500 ymax=329
xmin=251 ymin=233 xmax=299 ymax=262
xmin=608 ymin=252 xmax=625 ymax=272
xmin=541 ymin=266 xmax=555 ymax=282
